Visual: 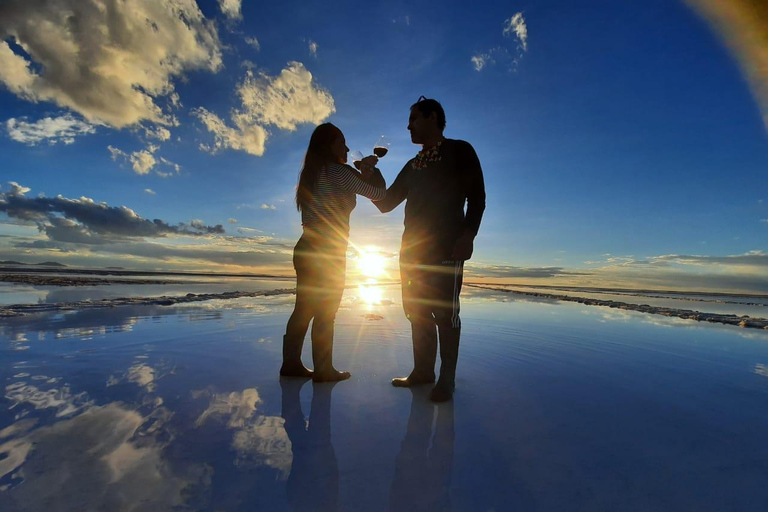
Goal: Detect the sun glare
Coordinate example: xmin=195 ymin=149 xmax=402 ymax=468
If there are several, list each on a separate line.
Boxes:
xmin=358 ymin=279 xmax=384 ymax=305
xmin=356 ymin=247 xmax=388 ymax=279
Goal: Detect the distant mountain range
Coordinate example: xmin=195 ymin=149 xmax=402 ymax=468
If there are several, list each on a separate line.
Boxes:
xmin=1 ymin=260 xmax=67 ymax=267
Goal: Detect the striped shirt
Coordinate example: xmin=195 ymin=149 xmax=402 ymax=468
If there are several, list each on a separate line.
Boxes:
xmin=302 ymin=163 xmax=386 ymax=242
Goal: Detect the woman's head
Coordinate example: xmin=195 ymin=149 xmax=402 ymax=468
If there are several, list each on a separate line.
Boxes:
xmin=296 ymin=123 xmax=348 ymax=211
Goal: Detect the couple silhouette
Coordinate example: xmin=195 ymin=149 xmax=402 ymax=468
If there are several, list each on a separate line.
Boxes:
xmin=281 ymin=96 xmax=486 ymax=403
xmin=281 ymin=378 xmax=454 ymax=512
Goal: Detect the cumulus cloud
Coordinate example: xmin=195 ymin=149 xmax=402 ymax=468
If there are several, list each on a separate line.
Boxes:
xmin=685 ymin=0 xmax=768 ymax=129
xmin=0 ymin=182 xmax=224 ymax=241
xmin=109 ymin=144 xmax=179 ymax=176
xmin=6 ymin=114 xmax=96 ymax=145
xmin=193 ymin=107 xmax=268 ymax=156
xmin=260 ymin=204 xmax=277 ymax=210
xmin=143 ymin=126 xmax=171 ymax=141
xmin=228 ymin=218 xmax=238 ymax=224
xmin=308 ymin=40 xmax=319 ymax=57
xmin=0 ymin=0 xmax=223 ymax=129
xmin=144 ymin=189 xmax=156 ymax=196
xmin=108 ymin=144 xmax=158 ymax=175
xmin=218 ymin=0 xmax=242 ymax=20
xmin=236 ymin=63 xmax=335 ymax=130
xmin=195 ymin=62 xmax=335 ymax=155
xmin=245 ymin=37 xmax=260 ymax=51
xmin=130 ymin=146 xmax=159 ymax=175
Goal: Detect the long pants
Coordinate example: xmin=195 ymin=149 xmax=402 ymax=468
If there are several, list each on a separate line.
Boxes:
xmin=400 ymin=259 xmax=464 ymax=383
xmin=284 ymin=234 xmax=346 ymax=372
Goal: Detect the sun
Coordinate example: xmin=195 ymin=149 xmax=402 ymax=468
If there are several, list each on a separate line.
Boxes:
xmin=356 ymin=247 xmax=388 ymax=279
xmin=358 ymin=280 xmax=384 ymax=305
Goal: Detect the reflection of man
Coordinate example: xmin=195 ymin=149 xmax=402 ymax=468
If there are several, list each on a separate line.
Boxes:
xmin=374 ymin=97 xmax=486 ymax=402
xmin=281 ymin=379 xmax=340 ymax=512
xmin=390 ymin=388 xmax=454 ymax=511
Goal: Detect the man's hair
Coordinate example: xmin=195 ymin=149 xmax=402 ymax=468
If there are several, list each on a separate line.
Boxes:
xmin=410 ymin=96 xmax=446 ymax=130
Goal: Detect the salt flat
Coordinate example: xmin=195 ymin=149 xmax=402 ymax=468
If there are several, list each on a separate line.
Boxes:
xmin=1 ymin=286 xmax=768 ymax=511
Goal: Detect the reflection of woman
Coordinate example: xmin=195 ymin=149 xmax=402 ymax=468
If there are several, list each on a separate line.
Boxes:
xmin=281 ymin=378 xmax=340 ymax=512
xmin=390 ymin=388 xmax=455 ymax=512
xmin=281 ymin=123 xmax=385 ymax=381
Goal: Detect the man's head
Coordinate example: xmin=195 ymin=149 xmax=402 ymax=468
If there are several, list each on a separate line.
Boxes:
xmin=408 ymin=96 xmax=445 ymax=145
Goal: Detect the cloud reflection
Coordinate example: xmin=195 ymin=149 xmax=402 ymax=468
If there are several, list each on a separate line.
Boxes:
xmin=0 ymin=403 xmax=210 ymax=509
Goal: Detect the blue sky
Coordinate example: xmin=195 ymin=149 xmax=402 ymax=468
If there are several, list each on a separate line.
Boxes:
xmin=0 ymin=0 xmax=766 ymax=292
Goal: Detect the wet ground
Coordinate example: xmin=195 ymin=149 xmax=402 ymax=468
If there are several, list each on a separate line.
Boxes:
xmin=2 ymin=287 xmax=768 ymax=511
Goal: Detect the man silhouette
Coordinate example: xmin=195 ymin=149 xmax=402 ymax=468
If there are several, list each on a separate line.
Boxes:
xmin=374 ymin=97 xmax=486 ymax=402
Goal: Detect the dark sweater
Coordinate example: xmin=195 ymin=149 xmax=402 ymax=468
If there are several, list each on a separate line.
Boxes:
xmin=374 ymin=139 xmax=486 ymax=263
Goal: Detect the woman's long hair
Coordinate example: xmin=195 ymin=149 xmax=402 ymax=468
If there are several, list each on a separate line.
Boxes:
xmin=296 ymin=123 xmax=343 ymax=212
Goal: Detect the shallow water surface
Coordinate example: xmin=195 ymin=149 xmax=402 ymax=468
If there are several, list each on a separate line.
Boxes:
xmin=2 ymin=289 xmax=768 ymax=511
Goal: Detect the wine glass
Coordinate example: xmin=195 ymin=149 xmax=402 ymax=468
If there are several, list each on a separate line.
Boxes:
xmin=373 ymin=135 xmax=390 ymax=158
xmin=349 ymin=150 xmax=364 ymax=170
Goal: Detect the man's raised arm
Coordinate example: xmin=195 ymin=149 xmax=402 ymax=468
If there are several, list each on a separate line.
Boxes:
xmin=373 ymin=164 xmax=410 ymax=213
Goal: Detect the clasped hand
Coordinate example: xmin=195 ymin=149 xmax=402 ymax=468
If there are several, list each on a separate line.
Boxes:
xmin=356 ymin=155 xmax=379 ymax=179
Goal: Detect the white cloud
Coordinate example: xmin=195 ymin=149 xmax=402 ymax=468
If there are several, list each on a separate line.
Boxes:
xmin=143 ymin=126 xmax=171 ymax=141
xmin=195 ymin=62 xmax=335 ymax=155
xmin=471 ymin=54 xmax=491 ymax=71
xmin=0 ymin=0 xmax=223 ymax=129
xmin=7 ymin=181 xmax=31 ymax=196
xmin=107 ymin=145 xmax=127 ymax=160
xmin=473 ymin=13 xmax=528 ymax=72
xmin=108 ymin=144 xmax=162 ymax=175
xmin=308 ymin=40 xmax=319 ymax=57
xmin=761 ymin=218 xmax=768 ymax=224
xmin=260 ymin=204 xmax=276 ymax=210
xmin=245 ymin=37 xmax=260 ymax=51
xmin=228 ymin=218 xmax=238 ymax=224
xmin=169 ymin=92 xmax=182 ymax=109
xmin=130 ymin=146 xmax=158 ymax=175
xmin=144 ymin=189 xmax=156 ymax=195
xmin=6 ymin=114 xmax=96 ymax=145
xmin=237 ymin=227 xmax=263 ymax=234
xmin=218 ymin=0 xmax=242 ymax=20
xmin=158 ymin=157 xmax=181 ymax=174
xmin=503 ymin=12 xmax=528 ymax=51
xmin=193 ymin=107 xmax=268 ymax=156
xmin=236 ymin=63 xmax=335 ymax=131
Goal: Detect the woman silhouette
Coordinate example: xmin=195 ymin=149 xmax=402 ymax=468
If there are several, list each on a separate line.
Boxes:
xmin=281 ymin=123 xmax=385 ymax=381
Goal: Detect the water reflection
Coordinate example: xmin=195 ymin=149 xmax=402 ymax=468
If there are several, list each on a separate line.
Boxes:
xmin=281 ymin=378 xmax=340 ymax=512
xmin=390 ymin=387 xmax=454 ymax=512
xmin=0 ymin=305 xmax=223 ymax=344
xmin=0 ymin=402 xmax=210 ymax=509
